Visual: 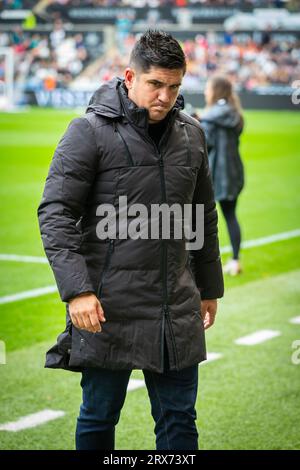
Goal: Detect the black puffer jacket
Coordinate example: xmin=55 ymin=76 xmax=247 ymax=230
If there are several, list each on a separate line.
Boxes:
xmin=38 ymin=78 xmax=224 ymax=373
xmin=201 ymin=101 xmax=244 ymax=201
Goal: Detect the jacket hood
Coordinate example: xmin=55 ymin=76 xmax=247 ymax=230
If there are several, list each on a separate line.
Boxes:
xmin=201 ymin=100 xmax=243 ymax=132
xmin=86 ymin=77 xmax=184 ymax=127
xmin=86 ymin=77 xmax=123 ymax=118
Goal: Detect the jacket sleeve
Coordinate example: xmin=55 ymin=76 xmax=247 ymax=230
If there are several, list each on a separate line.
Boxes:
xmin=199 ymin=119 xmax=215 ymax=153
xmin=37 ymin=117 xmax=98 ymax=302
xmin=190 ymin=127 xmax=224 ymax=300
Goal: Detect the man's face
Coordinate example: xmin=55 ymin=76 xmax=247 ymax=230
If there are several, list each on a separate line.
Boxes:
xmin=124 ymin=66 xmax=184 ymax=124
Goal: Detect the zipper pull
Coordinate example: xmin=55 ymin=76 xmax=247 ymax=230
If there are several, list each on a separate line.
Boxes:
xmin=163 ymin=305 xmax=169 ymax=316
xmin=159 ymin=155 xmax=164 ymax=167
xmin=109 ymin=239 xmax=115 ymax=252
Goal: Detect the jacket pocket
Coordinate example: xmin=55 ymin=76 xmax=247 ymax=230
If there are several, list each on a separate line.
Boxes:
xmin=97 ymin=239 xmax=115 ymax=297
xmin=182 ymin=122 xmax=192 ymax=167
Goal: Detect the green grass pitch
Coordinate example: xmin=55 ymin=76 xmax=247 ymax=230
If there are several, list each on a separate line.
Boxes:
xmin=0 ymin=108 xmax=299 ymax=449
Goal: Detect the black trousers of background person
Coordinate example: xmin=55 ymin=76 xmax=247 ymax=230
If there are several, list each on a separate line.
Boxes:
xmin=219 ymin=199 xmax=242 ymax=260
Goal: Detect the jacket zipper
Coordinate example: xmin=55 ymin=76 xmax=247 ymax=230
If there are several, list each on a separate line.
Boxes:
xmin=163 ymin=305 xmax=179 ymax=368
xmin=97 ymin=239 xmax=115 ymax=298
xmin=121 ymin=110 xmax=180 ymax=371
xmin=113 ymin=121 xmax=134 ymax=166
xmin=156 ymin=146 xmax=179 ymax=371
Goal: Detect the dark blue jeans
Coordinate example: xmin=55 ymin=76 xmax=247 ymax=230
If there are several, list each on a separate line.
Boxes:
xmin=76 ymin=343 xmax=199 ymax=450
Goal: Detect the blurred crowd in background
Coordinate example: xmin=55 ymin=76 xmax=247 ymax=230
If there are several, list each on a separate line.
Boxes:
xmin=0 ymin=24 xmax=299 ymax=93
xmin=1 ymin=1 xmax=299 ymax=9
xmin=0 ymin=0 xmax=300 ymax=101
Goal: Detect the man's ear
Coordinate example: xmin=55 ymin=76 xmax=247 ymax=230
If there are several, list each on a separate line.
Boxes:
xmin=124 ymin=67 xmax=136 ymax=90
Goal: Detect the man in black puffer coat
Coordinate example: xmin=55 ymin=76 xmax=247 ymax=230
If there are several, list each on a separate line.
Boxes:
xmin=38 ymin=30 xmax=224 ymax=451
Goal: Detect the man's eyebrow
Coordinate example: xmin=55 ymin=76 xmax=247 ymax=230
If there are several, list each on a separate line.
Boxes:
xmin=147 ymin=79 xmax=182 ymax=87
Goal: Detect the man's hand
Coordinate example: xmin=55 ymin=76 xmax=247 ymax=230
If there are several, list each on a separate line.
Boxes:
xmin=69 ymin=293 xmax=106 ymax=333
xmin=201 ymin=299 xmax=218 ymax=330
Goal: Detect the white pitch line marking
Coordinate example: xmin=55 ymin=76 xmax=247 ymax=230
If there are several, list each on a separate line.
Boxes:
xmin=0 ymin=228 xmax=299 ymax=264
xmin=0 ymin=228 xmax=299 ymax=305
xmin=0 ymin=254 xmax=48 ymax=264
xmin=127 ymin=379 xmax=145 ymax=391
xmin=0 ymin=409 xmax=65 ymax=432
xmin=289 ymin=316 xmax=300 ymax=324
xmin=235 ymin=329 xmax=281 ymax=346
xmin=220 ymin=228 xmax=300 ymax=254
xmin=201 ymin=352 xmax=223 ymax=364
xmin=0 ymin=285 xmax=57 ymax=305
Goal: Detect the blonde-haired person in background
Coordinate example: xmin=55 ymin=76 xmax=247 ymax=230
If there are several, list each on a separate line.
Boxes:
xmin=200 ymin=75 xmax=245 ymax=276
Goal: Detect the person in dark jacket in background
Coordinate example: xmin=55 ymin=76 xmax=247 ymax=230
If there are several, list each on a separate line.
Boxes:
xmin=200 ymin=75 xmax=244 ymax=276
xmin=38 ymin=31 xmax=224 ymax=451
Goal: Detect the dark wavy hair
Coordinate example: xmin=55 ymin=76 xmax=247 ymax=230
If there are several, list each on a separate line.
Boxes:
xmin=129 ymin=30 xmax=186 ymax=74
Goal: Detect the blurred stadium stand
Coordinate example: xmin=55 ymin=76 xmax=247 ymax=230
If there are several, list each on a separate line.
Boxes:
xmin=0 ymin=0 xmax=299 ymax=109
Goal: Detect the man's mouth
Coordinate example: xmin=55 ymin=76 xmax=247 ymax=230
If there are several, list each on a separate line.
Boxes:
xmin=153 ymin=105 xmax=168 ymax=110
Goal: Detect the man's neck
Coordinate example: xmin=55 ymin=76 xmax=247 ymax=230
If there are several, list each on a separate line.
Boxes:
xmin=148 ymin=115 xmax=169 ymax=147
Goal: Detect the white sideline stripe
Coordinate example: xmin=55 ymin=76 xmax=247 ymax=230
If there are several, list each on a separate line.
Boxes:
xmin=201 ymin=352 xmax=223 ymax=364
xmin=220 ymin=228 xmax=300 ymax=254
xmin=0 ymin=285 xmax=57 ymax=304
xmin=235 ymin=329 xmax=281 ymax=346
xmin=0 ymin=228 xmax=299 ymax=305
xmin=127 ymin=379 xmax=145 ymax=391
xmin=0 ymin=254 xmax=48 ymax=264
xmin=289 ymin=316 xmax=300 ymax=324
xmin=0 ymin=228 xmax=299 ymax=264
xmin=0 ymin=409 xmax=65 ymax=432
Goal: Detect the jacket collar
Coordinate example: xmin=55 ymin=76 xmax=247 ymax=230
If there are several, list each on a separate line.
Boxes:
xmin=86 ymin=77 xmax=184 ymax=129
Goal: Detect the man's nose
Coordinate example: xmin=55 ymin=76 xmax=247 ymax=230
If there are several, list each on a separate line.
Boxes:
xmin=158 ymin=88 xmax=171 ymax=104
